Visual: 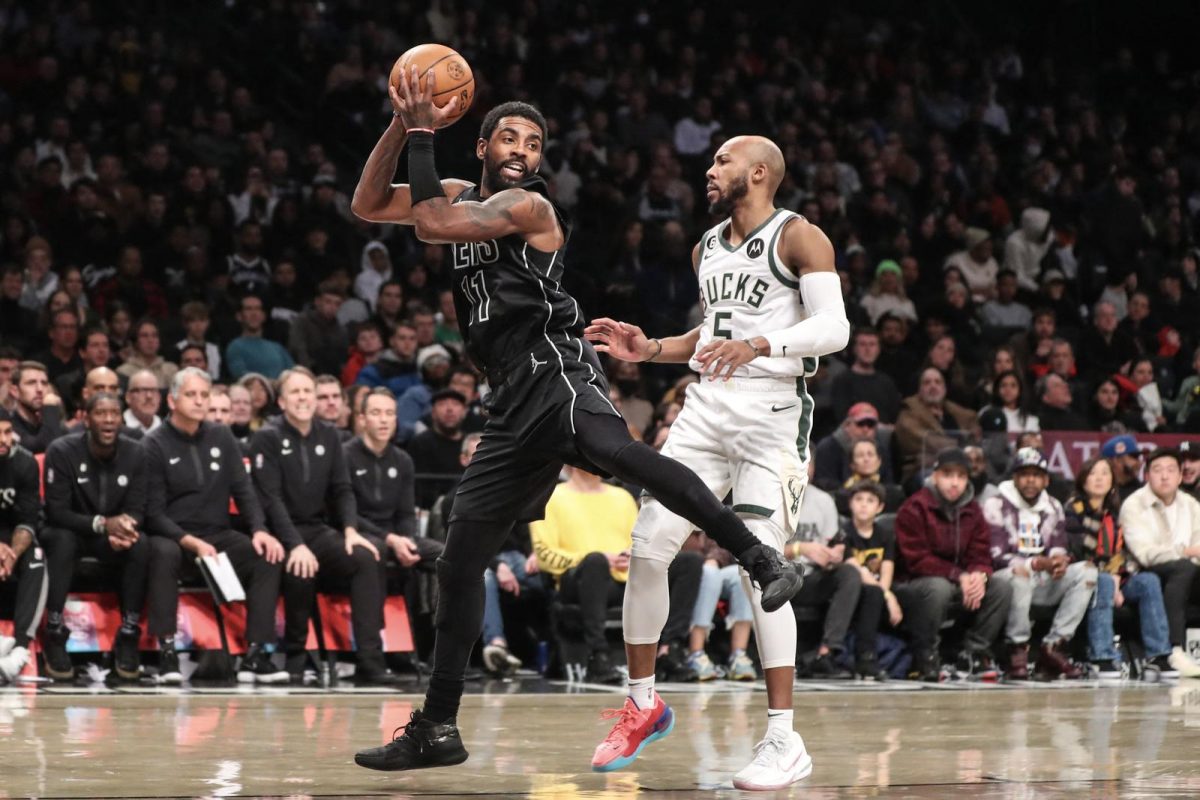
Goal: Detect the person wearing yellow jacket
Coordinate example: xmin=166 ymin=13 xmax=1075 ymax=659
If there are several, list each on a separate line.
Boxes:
xmin=532 ymin=466 xmax=705 ymax=683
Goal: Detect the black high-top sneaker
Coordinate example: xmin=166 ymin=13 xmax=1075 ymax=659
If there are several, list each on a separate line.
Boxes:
xmin=113 ymin=624 xmax=141 ymax=681
xmin=158 ymin=642 xmax=183 ymax=685
xmin=42 ymin=624 xmax=74 ymax=681
xmin=739 ymin=543 xmax=803 ymax=612
xmin=236 ymin=644 xmax=290 ymax=684
xmin=354 ymin=709 xmax=469 ymax=771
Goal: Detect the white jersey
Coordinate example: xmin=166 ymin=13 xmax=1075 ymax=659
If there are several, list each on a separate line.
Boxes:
xmin=689 ymin=209 xmax=818 ymax=380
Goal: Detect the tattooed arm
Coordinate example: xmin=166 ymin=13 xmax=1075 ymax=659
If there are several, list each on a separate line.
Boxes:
xmin=411 ymin=188 xmax=563 ymax=247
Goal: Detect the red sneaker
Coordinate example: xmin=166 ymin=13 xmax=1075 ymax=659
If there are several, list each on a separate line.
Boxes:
xmin=591 ymin=693 xmax=675 ymax=772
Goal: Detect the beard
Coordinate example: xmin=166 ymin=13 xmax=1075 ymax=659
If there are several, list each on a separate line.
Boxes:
xmin=482 ymin=156 xmax=531 ymax=193
xmin=708 ymin=173 xmax=749 ymax=216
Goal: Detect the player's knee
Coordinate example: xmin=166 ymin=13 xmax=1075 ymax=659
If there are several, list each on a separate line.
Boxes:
xmin=630 ymin=500 xmax=691 ymax=562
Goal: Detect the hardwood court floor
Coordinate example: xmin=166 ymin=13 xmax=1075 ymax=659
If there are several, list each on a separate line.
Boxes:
xmin=3 ymin=678 xmax=1200 ymax=798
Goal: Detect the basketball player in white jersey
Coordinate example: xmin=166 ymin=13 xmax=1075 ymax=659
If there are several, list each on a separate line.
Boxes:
xmin=585 ymin=135 xmax=849 ymax=789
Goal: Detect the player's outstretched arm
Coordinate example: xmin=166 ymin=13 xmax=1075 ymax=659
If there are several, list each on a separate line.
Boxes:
xmin=585 ymin=318 xmax=701 ymax=364
xmin=350 ymin=83 xmax=472 ymax=224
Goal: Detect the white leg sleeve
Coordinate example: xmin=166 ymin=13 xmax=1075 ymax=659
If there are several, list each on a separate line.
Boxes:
xmin=742 ymin=516 xmax=797 ymax=670
xmin=624 ymin=498 xmax=697 ymax=644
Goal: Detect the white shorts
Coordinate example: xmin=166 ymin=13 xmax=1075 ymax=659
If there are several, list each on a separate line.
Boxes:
xmin=632 ymin=376 xmax=813 ymax=562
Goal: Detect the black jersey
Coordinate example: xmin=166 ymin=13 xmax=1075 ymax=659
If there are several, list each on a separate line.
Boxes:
xmin=449 ymin=176 xmax=580 ymax=375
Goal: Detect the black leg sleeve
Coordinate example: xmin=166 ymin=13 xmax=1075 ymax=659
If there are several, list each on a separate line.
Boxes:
xmin=39 ymin=527 xmax=77 ymax=620
xmin=573 ymin=411 xmax=759 ymax=555
xmin=145 ymin=537 xmax=182 ymax=637
xmin=423 ymin=517 xmax=515 ymax=724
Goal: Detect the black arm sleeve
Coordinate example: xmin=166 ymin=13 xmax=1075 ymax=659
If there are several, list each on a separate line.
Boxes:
xmin=406 ymin=131 xmax=442 ymax=204
xmin=44 ymin=441 xmax=95 ymax=535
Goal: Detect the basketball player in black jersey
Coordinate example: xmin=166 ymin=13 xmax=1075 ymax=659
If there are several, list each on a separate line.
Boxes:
xmin=351 ymin=66 xmax=800 ymax=772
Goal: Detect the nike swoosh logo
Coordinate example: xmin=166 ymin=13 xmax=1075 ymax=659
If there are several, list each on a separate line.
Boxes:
xmin=169 ymin=457 xmax=181 ymax=465
xmin=281 ymin=449 xmax=293 ymax=455
xmin=771 ymin=404 xmax=797 ymax=412
xmin=77 ymin=478 xmax=88 ymax=484
xmin=355 ymin=469 xmax=368 ymax=476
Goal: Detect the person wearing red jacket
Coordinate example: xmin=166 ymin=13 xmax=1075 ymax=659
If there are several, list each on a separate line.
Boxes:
xmin=892 ymin=447 xmax=1013 ymax=681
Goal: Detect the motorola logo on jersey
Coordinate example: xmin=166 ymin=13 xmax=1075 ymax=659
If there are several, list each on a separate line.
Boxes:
xmin=746 ymin=239 xmax=764 ymax=259
xmin=452 ymin=240 xmax=500 ymax=269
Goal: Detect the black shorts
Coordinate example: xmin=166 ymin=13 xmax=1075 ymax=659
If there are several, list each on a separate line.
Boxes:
xmin=450 ymin=335 xmax=620 ymax=524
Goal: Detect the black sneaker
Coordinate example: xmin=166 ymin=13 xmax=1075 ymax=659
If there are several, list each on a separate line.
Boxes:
xmin=586 ymin=650 xmax=624 ymax=685
xmin=354 ymin=709 xmax=469 ymax=771
xmin=158 ymin=646 xmax=183 ymax=685
xmin=809 ymin=652 xmax=853 ymax=680
xmin=42 ymin=624 xmax=74 ymax=681
xmin=1092 ymin=659 xmax=1123 ymax=680
xmin=739 ymin=543 xmax=803 ymax=612
xmin=907 ymin=651 xmax=940 ymax=683
xmin=237 ymin=644 xmax=289 ymax=685
xmin=1148 ymin=654 xmax=1179 ymax=679
xmin=113 ymin=625 xmax=141 ymax=681
xmin=356 ymin=649 xmax=403 ymax=686
xmin=855 ymin=652 xmax=888 ymax=682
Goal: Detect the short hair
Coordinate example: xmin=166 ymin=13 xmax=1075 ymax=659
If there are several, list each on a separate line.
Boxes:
xmin=361 ymin=386 xmax=397 ymax=413
xmin=51 ymin=307 xmax=79 ymax=326
xmin=134 ymin=317 xmax=160 ymax=336
xmin=847 ymin=480 xmax=886 ymax=504
xmin=996 ymin=268 xmax=1017 ymax=282
xmin=276 ymin=365 xmax=316 ymax=393
xmin=353 ymin=320 xmax=384 ymax=341
xmin=0 ymin=346 xmax=20 ymax=362
xmin=315 ymin=374 xmax=341 ymax=390
xmin=461 ymin=432 xmax=483 ymax=455
xmin=181 ymin=301 xmax=210 ymax=322
xmin=1032 ymin=307 xmax=1055 ymax=322
xmin=480 ymin=101 xmax=548 ymax=143
xmin=79 ymin=325 xmax=108 ymax=348
xmin=85 ymin=391 xmax=122 ymax=414
xmin=239 ymin=293 xmax=266 ymax=311
xmin=409 ymin=304 xmax=435 ymax=319
xmin=209 ymin=384 xmax=230 ymax=398
xmin=315 ymin=280 xmax=345 ymax=299
xmin=14 ymin=361 xmax=48 ymax=383
xmin=0 ymin=406 xmax=10 ymax=424
xmin=449 ymin=365 xmax=478 ymax=384
xmin=170 ymin=366 xmax=213 ymax=399
xmin=852 ymin=326 xmax=879 ymax=343
xmin=179 ymin=343 xmax=208 ymax=364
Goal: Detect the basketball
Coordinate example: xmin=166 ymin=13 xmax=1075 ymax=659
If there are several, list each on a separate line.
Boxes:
xmin=390 ymin=43 xmax=474 ymax=128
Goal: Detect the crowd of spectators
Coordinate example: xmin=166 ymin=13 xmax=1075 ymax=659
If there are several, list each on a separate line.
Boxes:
xmin=3 ymin=2 xmax=1200 ymax=684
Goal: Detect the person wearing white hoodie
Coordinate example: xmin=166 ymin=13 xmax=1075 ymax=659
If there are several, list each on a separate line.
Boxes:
xmin=985 ymin=448 xmax=1096 ymax=679
xmin=1119 ymin=447 xmax=1200 ymax=677
xmin=1004 ymin=207 xmax=1052 ymax=293
xmin=355 ymin=241 xmax=393 ymax=312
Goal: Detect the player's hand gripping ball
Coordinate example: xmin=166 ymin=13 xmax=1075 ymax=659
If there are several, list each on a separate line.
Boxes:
xmin=389 ymin=43 xmax=474 ymax=130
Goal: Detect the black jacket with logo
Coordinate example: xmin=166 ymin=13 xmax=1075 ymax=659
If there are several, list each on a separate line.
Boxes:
xmin=250 ymin=418 xmax=356 ymax=548
xmin=143 ymin=419 xmax=267 ymax=542
xmin=44 ymin=432 xmax=145 ymax=535
xmin=0 ymin=445 xmax=40 ymax=540
xmin=343 ymin=437 xmax=417 ymax=538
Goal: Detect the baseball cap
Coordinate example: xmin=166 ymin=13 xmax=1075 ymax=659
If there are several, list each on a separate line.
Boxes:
xmin=1100 ymin=433 xmax=1139 ymax=459
xmin=847 ymin=402 xmax=879 ymax=423
xmin=1012 ymin=447 xmax=1049 ymax=474
xmin=933 ymin=447 xmax=969 ymax=472
xmin=978 ymin=407 xmax=1007 ymax=433
xmin=1179 ymin=441 xmax=1200 ymax=461
xmin=430 ymin=388 xmax=467 ymax=406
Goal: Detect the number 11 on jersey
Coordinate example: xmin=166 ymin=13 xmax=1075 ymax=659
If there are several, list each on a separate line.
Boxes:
xmin=461 ymin=270 xmax=491 ymax=323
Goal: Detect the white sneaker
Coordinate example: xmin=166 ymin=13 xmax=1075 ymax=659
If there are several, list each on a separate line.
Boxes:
xmin=1169 ymin=647 xmax=1200 ymax=678
xmin=0 ymin=646 xmax=30 ymax=683
xmin=0 ymin=635 xmax=15 ymax=659
xmin=732 ymin=729 xmax=813 ymax=791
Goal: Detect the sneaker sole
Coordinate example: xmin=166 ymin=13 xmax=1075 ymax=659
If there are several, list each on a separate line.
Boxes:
xmin=354 ymin=748 xmax=470 ymax=771
xmin=733 ymin=753 xmax=814 ymax=790
xmin=157 ymin=673 xmax=183 ymax=685
xmin=760 ymin=572 xmax=802 ymax=613
xmin=591 ymin=706 xmax=675 ymax=772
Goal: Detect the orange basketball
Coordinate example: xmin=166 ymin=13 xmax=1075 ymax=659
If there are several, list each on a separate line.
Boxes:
xmin=390 ymin=43 xmax=475 ymax=129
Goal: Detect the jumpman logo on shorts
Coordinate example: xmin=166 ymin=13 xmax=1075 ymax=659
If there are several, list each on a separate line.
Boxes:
xmin=530 ymin=353 xmax=548 ymax=374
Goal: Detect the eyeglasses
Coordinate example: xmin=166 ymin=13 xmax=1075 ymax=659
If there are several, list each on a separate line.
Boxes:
xmin=854 ymin=418 xmax=878 ymax=428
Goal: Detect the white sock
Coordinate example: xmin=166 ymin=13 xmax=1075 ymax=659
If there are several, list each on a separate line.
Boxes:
xmin=628 ymin=675 xmax=655 ymax=710
xmin=766 ymin=708 xmax=793 ymax=737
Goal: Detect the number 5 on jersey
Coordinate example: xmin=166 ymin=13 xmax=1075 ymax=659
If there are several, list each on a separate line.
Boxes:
xmin=461 ymin=270 xmax=491 ymax=324
xmin=713 ymin=311 xmax=733 ymax=339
